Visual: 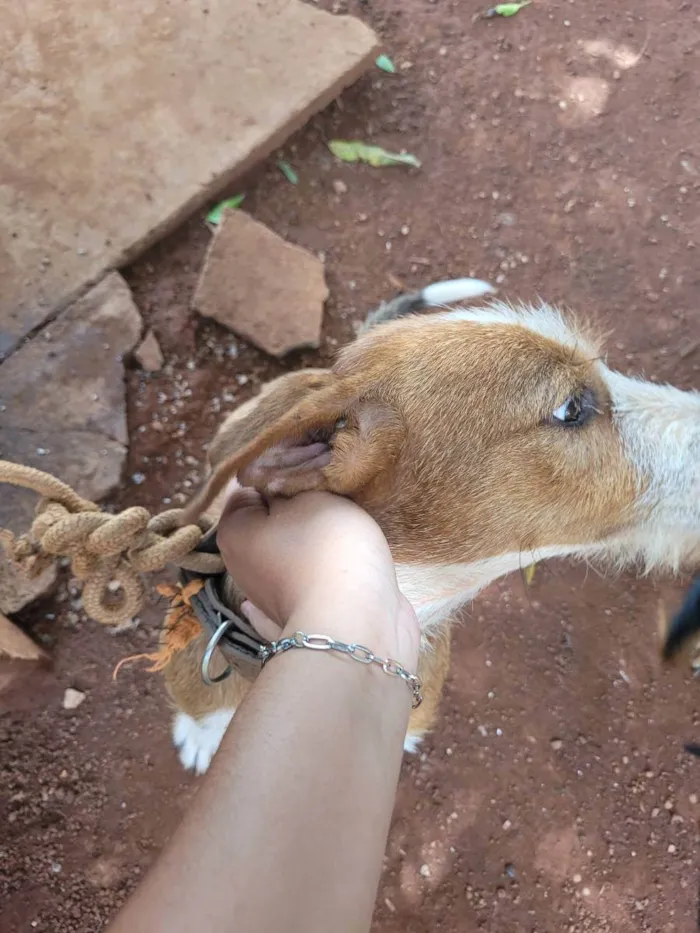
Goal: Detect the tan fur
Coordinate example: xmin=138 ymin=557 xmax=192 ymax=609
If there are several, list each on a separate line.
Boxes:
xmin=185 ymin=318 xmax=638 ymax=564
xmin=167 ymin=368 xmax=450 ymax=742
xmin=167 ymin=318 xmax=637 ymax=747
xmin=167 ymin=295 xmax=700 ymax=769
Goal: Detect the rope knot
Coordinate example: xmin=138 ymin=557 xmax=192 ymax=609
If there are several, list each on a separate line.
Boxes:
xmin=0 ymin=460 xmax=224 ymax=627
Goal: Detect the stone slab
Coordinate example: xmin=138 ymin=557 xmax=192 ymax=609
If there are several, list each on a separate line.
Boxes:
xmin=193 ymin=211 xmax=328 ymax=357
xmin=0 ymin=273 xmax=141 ymax=613
xmin=0 ymin=1 xmax=378 ymax=359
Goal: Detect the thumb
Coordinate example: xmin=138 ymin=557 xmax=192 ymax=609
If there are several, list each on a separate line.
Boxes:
xmin=241 ymin=601 xmax=283 ymax=641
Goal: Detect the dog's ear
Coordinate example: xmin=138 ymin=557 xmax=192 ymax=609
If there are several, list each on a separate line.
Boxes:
xmin=183 ymin=373 xmax=404 ymax=523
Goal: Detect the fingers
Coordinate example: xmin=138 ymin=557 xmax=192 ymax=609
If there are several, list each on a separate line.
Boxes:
xmin=254 ymin=442 xmax=330 ymax=469
xmin=219 ymin=485 xmax=267 ymax=519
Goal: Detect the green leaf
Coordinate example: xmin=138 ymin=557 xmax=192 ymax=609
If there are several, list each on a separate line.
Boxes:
xmin=375 ymin=54 xmax=396 ymax=74
xmin=492 ymin=1 xmax=531 ymax=16
xmin=277 ymin=160 xmax=299 ymax=184
xmin=206 ymin=194 xmax=245 ymax=225
xmin=328 ymin=140 xmax=421 ymax=169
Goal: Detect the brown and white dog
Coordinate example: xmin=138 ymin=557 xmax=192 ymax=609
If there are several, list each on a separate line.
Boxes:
xmin=165 ymin=278 xmax=700 ymax=774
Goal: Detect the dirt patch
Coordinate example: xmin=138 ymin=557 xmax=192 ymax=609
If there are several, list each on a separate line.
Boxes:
xmin=2 ymin=1 xmax=700 ymax=931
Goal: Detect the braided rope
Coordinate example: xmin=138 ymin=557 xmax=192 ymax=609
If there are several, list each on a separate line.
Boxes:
xmin=0 ymin=460 xmax=223 ymax=627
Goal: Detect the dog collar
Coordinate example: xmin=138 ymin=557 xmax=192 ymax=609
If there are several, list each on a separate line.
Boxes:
xmin=179 ymin=527 xmax=269 ymax=685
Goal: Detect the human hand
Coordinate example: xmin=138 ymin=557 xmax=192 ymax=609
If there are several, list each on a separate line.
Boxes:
xmin=216 ymin=489 xmax=420 ymax=670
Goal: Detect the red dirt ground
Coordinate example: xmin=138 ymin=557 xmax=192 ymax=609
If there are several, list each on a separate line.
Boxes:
xmin=2 ymin=1 xmax=700 ymax=930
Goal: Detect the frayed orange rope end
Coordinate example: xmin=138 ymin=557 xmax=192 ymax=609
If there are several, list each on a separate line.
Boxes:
xmin=112 ymin=579 xmax=206 ymax=680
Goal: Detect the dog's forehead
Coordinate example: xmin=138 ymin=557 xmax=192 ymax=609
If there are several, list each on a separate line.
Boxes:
xmin=338 ymin=301 xmax=600 ymax=387
xmin=433 ymin=301 xmax=600 ymax=357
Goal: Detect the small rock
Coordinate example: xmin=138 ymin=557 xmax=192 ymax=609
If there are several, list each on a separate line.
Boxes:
xmin=551 ymin=738 xmax=563 ymax=750
xmin=63 ymin=688 xmax=86 ymax=710
xmin=134 ymin=329 xmax=164 ymax=372
xmin=193 ymin=211 xmax=328 ymax=358
xmin=332 ymin=179 xmax=348 ymax=195
xmin=419 ymin=864 xmax=431 ymax=878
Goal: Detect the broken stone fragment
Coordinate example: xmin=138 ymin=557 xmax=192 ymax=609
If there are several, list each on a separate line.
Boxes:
xmin=0 ymin=612 xmax=47 ymax=662
xmin=134 ymin=329 xmax=164 ymax=372
xmin=193 ymin=211 xmax=328 ymax=358
xmin=62 ymin=687 xmax=86 ymax=710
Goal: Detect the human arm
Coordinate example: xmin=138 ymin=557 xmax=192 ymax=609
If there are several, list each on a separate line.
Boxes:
xmin=106 ymin=491 xmax=420 ymax=933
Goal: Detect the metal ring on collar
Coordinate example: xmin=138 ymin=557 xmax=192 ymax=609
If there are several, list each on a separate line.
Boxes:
xmin=201 ymin=617 xmax=235 ymax=685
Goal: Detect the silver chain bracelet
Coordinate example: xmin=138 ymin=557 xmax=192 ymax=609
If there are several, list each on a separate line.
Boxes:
xmin=259 ymin=632 xmax=423 ymax=709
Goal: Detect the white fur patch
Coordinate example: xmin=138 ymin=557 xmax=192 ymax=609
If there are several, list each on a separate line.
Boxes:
xmin=173 ymin=709 xmax=235 ymax=775
xmin=436 ymin=299 xmax=600 ymax=357
xmin=396 ymin=546 xmax=599 ymax=633
xmin=422 ymin=278 xmax=495 ymax=306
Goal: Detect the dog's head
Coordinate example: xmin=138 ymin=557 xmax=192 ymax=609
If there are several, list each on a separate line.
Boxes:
xmin=186 ymin=299 xmax=700 ymax=572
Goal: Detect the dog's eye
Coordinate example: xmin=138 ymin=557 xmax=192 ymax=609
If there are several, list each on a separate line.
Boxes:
xmin=552 ymin=395 xmax=584 ymax=425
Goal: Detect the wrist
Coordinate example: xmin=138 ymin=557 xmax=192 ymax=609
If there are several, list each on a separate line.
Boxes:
xmin=263 ymin=628 xmax=421 ymax=716
xmin=283 ymin=602 xmax=420 ymax=673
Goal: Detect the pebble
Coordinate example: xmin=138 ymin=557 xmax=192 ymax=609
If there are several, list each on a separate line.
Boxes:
xmin=419 ymin=864 xmax=431 ymax=878
xmin=63 ymin=688 xmax=86 ymax=710
xmin=551 ymin=738 xmax=563 ymax=750
xmin=332 ymin=179 xmax=348 ymax=195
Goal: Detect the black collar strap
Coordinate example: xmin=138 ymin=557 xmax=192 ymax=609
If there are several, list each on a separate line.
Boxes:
xmin=179 ymin=526 xmax=269 ymax=685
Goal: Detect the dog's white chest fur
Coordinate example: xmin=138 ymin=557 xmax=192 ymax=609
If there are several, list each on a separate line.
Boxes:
xmin=394 ymin=547 xmax=574 ymax=631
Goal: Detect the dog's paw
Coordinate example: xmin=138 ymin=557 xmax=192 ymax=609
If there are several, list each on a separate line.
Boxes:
xmin=403 ymin=733 xmax=424 ymax=754
xmin=172 ymin=709 xmax=235 ymax=775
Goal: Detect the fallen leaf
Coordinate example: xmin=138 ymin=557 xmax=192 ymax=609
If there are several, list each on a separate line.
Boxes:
xmin=277 ymin=160 xmax=299 ymax=184
xmin=523 ymin=563 xmax=537 ymax=586
xmin=376 ymin=54 xmax=396 ymax=74
xmin=206 ymin=194 xmax=245 ymax=226
xmin=487 ymin=1 xmax=531 ymax=16
xmin=328 ymin=140 xmax=421 ymax=169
